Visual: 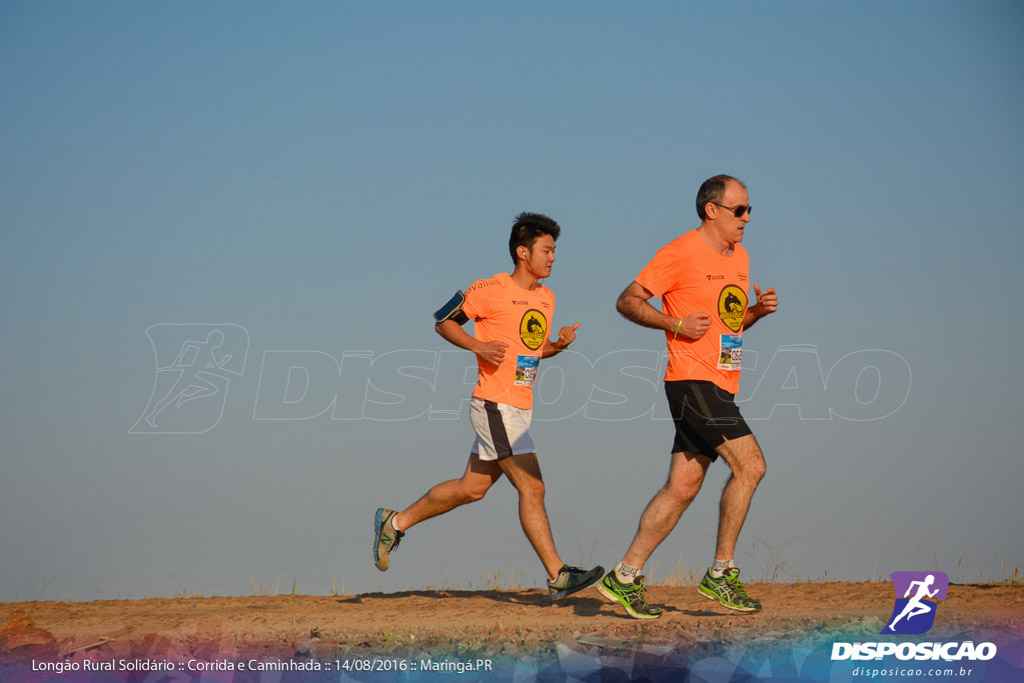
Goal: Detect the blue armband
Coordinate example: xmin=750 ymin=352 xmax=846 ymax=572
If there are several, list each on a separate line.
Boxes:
xmin=433 ymin=290 xmax=469 ymax=325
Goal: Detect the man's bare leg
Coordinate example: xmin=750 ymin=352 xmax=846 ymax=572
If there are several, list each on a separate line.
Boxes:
xmin=621 ymin=451 xmax=711 ymax=570
xmin=694 ymin=434 xmax=766 ymax=612
xmin=395 ymin=453 xmax=503 ymax=530
xmin=711 ymin=434 xmax=766 ymax=563
xmin=497 ymin=452 xmax=563 ymax=580
xmin=593 ymin=451 xmax=710 ymax=620
xmin=374 ymin=453 xmax=502 ymax=572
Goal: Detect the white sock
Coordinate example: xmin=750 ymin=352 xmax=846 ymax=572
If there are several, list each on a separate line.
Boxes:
xmin=710 ymin=558 xmax=731 ymax=578
xmin=615 ymin=562 xmax=640 ymax=584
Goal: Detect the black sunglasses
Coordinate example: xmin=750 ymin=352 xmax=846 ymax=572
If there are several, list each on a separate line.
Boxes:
xmin=712 ymin=203 xmax=752 ymax=217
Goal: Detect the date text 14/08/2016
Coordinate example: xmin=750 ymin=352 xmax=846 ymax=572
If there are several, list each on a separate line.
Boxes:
xmin=340 ymin=658 xmax=494 ymax=674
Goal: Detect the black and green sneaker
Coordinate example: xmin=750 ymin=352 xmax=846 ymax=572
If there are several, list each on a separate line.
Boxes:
xmin=373 ymin=508 xmax=404 ymax=571
xmin=595 ymin=570 xmax=662 ymax=619
xmin=547 ymin=564 xmax=604 ymax=600
xmin=697 ymin=567 xmax=761 ymax=612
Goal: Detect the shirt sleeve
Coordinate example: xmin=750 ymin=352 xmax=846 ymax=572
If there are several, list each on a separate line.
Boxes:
xmin=634 ymin=242 xmax=681 ymax=299
xmin=461 ymin=279 xmax=489 ymax=321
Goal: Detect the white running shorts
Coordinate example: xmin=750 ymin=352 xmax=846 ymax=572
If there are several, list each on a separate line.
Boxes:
xmin=469 ymin=398 xmax=535 ymax=461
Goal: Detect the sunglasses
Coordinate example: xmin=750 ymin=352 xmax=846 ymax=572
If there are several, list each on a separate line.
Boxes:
xmin=712 ymin=203 xmax=752 ymax=217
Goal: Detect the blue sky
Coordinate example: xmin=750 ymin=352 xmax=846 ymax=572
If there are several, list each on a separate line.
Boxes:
xmin=1 ymin=1 xmax=1022 ymax=601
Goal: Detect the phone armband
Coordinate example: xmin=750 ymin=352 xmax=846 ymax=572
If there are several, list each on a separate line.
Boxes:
xmin=433 ymin=290 xmax=469 ymax=325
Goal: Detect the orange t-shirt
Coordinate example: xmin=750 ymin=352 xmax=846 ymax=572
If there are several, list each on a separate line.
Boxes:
xmin=461 ymin=273 xmax=555 ymax=410
xmin=635 ymin=230 xmax=750 ymax=394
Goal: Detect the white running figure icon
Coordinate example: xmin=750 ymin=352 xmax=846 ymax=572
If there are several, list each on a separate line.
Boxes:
xmin=888 ymin=573 xmax=939 ymax=631
xmin=144 ymin=330 xmax=232 ymax=428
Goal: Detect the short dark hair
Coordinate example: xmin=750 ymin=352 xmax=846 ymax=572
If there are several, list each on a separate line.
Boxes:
xmin=696 ymin=174 xmax=746 ymax=220
xmin=509 ymin=212 xmax=561 ymax=265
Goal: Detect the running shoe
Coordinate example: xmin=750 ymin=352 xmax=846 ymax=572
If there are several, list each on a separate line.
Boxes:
xmin=547 ymin=564 xmax=604 ymax=600
xmin=697 ymin=567 xmax=761 ymax=612
xmin=373 ymin=508 xmax=404 ymax=571
xmin=595 ymin=570 xmax=662 ymax=619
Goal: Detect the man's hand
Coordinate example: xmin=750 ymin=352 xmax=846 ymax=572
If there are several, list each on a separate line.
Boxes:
xmin=751 ymin=283 xmax=778 ymax=318
xmin=476 ymin=340 xmax=509 ymax=366
xmin=677 ymin=312 xmax=712 ymax=340
xmin=554 ymin=322 xmax=580 ymax=351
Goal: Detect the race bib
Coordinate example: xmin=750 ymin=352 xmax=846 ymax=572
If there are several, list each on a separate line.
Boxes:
xmin=514 ymin=355 xmax=540 ymax=386
xmin=718 ymin=334 xmax=742 ymax=371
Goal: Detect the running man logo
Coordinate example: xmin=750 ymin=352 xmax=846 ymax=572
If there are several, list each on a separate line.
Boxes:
xmin=519 ymin=310 xmax=547 ymax=350
xmin=718 ymin=285 xmax=748 ymax=332
xmin=881 ymin=571 xmax=949 ymax=635
xmin=129 ymin=324 xmax=250 ymax=434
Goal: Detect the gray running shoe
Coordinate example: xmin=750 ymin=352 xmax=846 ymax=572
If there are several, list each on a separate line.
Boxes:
xmin=596 ymin=570 xmax=662 ymax=619
xmin=547 ymin=564 xmax=604 ymax=600
xmin=697 ymin=567 xmax=762 ymax=612
xmin=373 ymin=508 xmax=404 ymax=571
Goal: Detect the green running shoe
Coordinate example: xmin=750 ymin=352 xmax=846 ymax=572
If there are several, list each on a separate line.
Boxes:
xmin=373 ymin=508 xmax=404 ymax=571
xmin=595 ymin=570 xmax=662 ymax=619
xmin=547 ymin=564 xmax=604 ymax=600
xmin=697 ymin=567 xmax=761 ymax=612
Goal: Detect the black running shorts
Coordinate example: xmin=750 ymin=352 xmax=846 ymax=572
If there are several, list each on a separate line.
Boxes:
xmin=665 ymin=380 xmax=752 ymax=462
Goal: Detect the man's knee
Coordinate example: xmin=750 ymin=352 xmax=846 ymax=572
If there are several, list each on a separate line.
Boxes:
xmin=719 ymin=437 xmax=766 ymax=484
xmin=463 ymin=486 xmax=488 ymax=502
xmin=751 ymin=456 xmax=766 ymax=483
xmin=735 ymin=450 xmax=766 ymax=486
xmin=517 ymin=477 xmax=546 ymax=501
xmin=457 ymin=478 xmax=492 ymax=503
xmin=665 ymin=464 xmax=705 ymax=504
xmin=665 ymin=475 xmax=702 ymax=504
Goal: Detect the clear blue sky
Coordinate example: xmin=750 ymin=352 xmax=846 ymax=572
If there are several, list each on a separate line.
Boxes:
xmin=2 ymin=1 xmax=1022 ymax=601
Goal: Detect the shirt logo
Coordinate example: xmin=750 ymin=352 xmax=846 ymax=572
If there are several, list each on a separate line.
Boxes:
xmin=519 ymin=310 xmax=547 ymax=350
xmin=467 ymin=277 xmax=500 ymax=292
xmin=718 ymin=285 xmax=748 ymax=332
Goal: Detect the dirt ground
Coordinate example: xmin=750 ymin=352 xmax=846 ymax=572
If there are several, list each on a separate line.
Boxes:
xmin=2 ymin=582 xmax=1022 ymax=681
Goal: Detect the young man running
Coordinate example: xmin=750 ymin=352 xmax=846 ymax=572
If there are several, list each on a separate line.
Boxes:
xmin=597 ymin=175 xmax=779 ymax=619
xmin=373 ymin=212 xmax=603 ymax=600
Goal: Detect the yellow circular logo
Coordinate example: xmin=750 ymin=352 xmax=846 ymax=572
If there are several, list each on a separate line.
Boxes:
xmin=519 ymin=310 xmax=547 ymax=350
xmin=718 ymin=285 xmax=748 ymax=332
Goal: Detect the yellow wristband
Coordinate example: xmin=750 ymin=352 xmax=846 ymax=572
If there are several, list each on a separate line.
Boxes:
xmin=672 ymin=318 xmax=683 ymax=340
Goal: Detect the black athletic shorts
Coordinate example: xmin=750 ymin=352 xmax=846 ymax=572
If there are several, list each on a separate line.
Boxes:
xmin=665 ymin=380 xmax=752 ymax=462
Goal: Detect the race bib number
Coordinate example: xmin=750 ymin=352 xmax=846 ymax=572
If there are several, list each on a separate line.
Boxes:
xmin=514 ymin=355 xmax=540 ymax=386
xmin=718 ymin=334 xmax=742 ymax=371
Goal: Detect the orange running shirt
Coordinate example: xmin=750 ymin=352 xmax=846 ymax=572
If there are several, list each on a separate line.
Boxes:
xmin=461 ymin=272 xmax=555 ymax=410
xmin=635 ymin=230 xmax=750 ymax=394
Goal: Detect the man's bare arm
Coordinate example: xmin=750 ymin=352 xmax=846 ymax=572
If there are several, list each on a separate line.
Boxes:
xmin=742 ymin=283 xmax=778 ymax=330
xmin=616 ymin=281 xmax=674 ymax=330
xmin=617 ymin=281 xmax=712 ymax=341
xmin=435 ymin=319 xmax=508 ymax=366
xmin=541 ymin=323 xmax=580 ymax=358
